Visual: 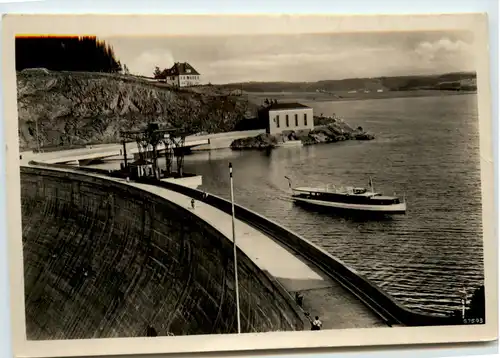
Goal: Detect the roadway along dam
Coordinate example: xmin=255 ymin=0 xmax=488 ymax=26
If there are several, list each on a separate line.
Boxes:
xmin=20 ymin=166 xmax=305 ymax=340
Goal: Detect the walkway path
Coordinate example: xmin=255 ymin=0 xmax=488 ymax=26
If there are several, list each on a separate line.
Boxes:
xmin=19 ymin=130 xmax=264 ymax=164
xmin=22 ymin=159 xmax=387 ymax=330
xmin=20 ymin=138 xmax=208 ymax=165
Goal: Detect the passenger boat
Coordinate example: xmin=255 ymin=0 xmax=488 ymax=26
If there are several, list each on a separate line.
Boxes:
xmin=285 ymin=176 xmax=406 ymax=214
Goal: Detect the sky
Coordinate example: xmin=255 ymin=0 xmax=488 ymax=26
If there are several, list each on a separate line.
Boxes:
xmin=101 ymin=30 xmax=476 ymax=84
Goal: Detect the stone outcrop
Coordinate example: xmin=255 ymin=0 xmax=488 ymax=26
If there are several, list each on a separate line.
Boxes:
xmin=230 ymin=116 xmax=374 ymax=150
xmin=230 ymin=133 xmax=278 ymax=150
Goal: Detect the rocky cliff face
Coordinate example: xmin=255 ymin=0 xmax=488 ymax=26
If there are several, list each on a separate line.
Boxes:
xmin=17 ymin=70 xmax=254 ymax=150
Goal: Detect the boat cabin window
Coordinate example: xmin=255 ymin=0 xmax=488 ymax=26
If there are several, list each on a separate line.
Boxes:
xmin=352 ymin=188 xmax=367 ymax=194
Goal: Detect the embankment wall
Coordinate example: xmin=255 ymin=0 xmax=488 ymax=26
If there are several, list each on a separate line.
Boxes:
xmin=20 ymin=166 xmax=304 ymax=340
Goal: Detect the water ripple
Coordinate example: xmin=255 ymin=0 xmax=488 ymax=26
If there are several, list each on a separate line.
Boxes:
xmin=94 ymin=94 xmax=485 ymax=317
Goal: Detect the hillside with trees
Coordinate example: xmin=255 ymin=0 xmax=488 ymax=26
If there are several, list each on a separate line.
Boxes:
xmin=15 ymin=36 xmax=259 ymax=150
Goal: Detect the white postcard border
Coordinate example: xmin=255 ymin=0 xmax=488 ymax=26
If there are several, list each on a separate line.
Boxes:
xmin=2 ymin=13 xmax=497 ymax=358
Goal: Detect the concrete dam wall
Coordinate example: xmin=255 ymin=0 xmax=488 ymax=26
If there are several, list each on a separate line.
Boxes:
xmin=20 ymin=166 xmax=304 ymax=340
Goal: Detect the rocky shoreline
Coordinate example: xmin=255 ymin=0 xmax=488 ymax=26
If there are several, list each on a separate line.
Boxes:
xmin=230 ymin=116 xmax=375 ymax=150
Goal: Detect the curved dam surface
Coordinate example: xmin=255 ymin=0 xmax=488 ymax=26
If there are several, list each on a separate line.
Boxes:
xmin=20 ymin=166 xmax=304 ymax=340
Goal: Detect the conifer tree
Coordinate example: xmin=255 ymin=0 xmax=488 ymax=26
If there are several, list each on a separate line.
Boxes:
xmin=15 ymin=35 xmax=124 ymax=73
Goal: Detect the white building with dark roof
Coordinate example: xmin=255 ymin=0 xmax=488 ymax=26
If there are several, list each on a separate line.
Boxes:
xmin=260 ymin=102 xmax=314 ymax=135
xmin=164 ymin=62 xmax=201 ymax=87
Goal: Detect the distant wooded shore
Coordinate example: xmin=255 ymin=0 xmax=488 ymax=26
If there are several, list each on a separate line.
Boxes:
xmin=244 ymin=89 xmax=476 ymax=105
xmin=218 ymin=71 xmax=477 ymax=104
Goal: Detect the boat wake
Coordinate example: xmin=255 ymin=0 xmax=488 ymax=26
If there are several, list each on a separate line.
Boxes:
xmin=277 ymin=195 xmax=295 ymax=203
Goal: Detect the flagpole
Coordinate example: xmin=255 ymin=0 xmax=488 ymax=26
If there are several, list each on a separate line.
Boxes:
xmin=229 ymin=162 xmax=242 ymax=334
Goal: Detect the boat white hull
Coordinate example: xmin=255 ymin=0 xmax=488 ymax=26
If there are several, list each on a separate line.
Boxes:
xmin=292 ymin=197 xmax=407 ymax=214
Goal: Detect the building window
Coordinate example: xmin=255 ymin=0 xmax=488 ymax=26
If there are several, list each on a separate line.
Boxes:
xmin=286 ymin=115 xmax=289 ymax=127
xmin=295 ymin=114 xmax=298 ymax=126
xmin=304 ymin=113 xmax=308 ymax=126
xmin=276 ymin=115 xmax=280 ymax=128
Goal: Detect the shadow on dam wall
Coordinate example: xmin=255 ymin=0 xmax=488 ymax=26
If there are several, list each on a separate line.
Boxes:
xmin=20 ymin=166 xmax=304 ymax=340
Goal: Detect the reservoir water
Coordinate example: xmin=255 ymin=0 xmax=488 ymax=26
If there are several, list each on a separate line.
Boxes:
xmin=97 ymin=94 xmax=484 ymax=316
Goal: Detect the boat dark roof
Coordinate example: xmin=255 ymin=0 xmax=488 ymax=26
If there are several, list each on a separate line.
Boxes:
xmin=267 ymin=102 xmax=311 ymax=110
xmin=293 ymin=186 xmax=372 ymax=194
xmin=293 ymin=187 xmax=400 ymax=199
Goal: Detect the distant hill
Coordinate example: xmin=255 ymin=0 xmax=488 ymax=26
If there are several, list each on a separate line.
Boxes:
xmin=218 ymin=72 xmax=477 ymax=93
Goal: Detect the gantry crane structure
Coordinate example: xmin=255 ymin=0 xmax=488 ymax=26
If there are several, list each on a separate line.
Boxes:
xmin=120 ymin=122 xmax=190 ymax=180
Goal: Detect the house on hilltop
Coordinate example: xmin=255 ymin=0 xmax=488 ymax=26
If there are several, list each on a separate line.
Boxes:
xmin=259 ymin=102 xmax=314 ymax=135
xmin=164 ymin=62 xmax=201 ymax=87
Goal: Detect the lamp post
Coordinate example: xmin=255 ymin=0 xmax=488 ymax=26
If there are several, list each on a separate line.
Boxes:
xmin=122 ymin=139 xmax=128 ymax=168
xmin=229 ymin=162 xmax=241 ymax=334
xmin=460 ymin=287 xmax=468 ymax=320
